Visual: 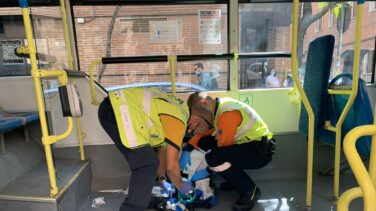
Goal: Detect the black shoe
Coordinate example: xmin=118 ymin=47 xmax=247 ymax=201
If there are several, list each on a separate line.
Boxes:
xmin=233 ymin=187 xmax=261 ymax=211
xmin=220 ymin=181 xmax=235 ymax=191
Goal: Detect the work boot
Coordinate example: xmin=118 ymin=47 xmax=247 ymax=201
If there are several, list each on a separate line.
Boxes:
xmin=233 ymin=187 xmax=261 ymax=211
xmin=219 ymin=181 xmax=235 ymax=191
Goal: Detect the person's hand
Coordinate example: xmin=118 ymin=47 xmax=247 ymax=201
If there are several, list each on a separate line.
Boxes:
xmin=178 ymin=180 xmax=193 ymax=195
xmin=177 ymin=180 xmax=196 ymax=204
xmin=160 ymin=180 xmax=175 ymax=195
xmin=179 ymin=151 xmax=191 ymax=171
xmin=191 ymin=169 xmax=209 ymax=182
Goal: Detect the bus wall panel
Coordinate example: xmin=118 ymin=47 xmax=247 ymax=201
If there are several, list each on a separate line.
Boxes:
xmin=0 ymin=76 xmax=38 ymax=112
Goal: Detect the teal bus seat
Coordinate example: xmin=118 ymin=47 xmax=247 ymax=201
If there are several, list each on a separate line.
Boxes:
xmin=319 ymin=73 xmax=373 ymax=156
xmin=299 ymin=35 xmax=335 ymax=138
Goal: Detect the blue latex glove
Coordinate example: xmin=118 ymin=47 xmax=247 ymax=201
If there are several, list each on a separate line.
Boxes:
xmin=178 ymin=180 xmax=193 ymax=195
xmin=191 ymin=169 xmax=209 ymax=182
xmin=179 ymin=151 xmax=191 ymax=171
xmin=175 ymin=202 xmax=187 ymax=211
xmin=160 ymin=180 xmax=175 ymax=195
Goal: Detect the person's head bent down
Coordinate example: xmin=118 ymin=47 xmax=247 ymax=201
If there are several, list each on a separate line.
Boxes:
xmin=187 ymin=92 xmax=216 ymax=109
xmin=188 ymin=105 xmax=214 ymax=135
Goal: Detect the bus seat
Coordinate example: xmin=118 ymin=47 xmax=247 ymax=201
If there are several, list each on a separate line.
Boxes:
xmin=0 ymin=117 xmax=23 ymax=154
xmin=0 ymin=109 xmax=40 ymax=154
xmin=319 ymin=73 xmax=373 ymax=156
xmin=299 ymin=35 xmax=335 ymax=138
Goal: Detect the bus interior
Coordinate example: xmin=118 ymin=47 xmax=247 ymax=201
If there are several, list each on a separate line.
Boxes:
xmin=0 ymin=0 xmax=376 ymax=210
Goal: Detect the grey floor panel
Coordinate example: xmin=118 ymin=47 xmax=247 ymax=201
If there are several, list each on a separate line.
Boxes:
xmin=0 ymin=158 xmax=86 ymax=196
xmin=83 ymin=174 xmax=363 ymax=211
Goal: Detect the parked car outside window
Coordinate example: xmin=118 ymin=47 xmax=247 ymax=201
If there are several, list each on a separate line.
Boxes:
xmin=105 ymin=82 xmax=207 ymax=93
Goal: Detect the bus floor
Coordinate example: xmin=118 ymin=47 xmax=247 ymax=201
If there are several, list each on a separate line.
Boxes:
xmin=83 ymin=174 xmax=363 ymax=211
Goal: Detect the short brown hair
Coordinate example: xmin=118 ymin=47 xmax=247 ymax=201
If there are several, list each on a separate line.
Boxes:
xmin=187 ymin=92 xmax=206 ymax=109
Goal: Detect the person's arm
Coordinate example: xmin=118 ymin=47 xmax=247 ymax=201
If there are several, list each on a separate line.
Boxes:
xmin=159 ymin=115 xmax=186 ymax=189
xmin=166 ymin=144 xmax=184 ymax=188
xmin=187 ymin=128 xmax=215 ymax=150
xmin=155 ymin=145 xmax=167 ymax=182
xmin=216 ymin=111 xmax=242 ymax=147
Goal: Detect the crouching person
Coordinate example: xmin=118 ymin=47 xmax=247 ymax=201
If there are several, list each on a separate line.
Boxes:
xmin=98 ymin=87 xmax=194 ymax=211
xmin=181 ymin=92 xmax=276 ymax=211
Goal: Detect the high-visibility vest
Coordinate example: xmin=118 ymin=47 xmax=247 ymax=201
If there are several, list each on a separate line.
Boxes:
xmin=214 ymin=97 xmax=273 ymax=144
xmin=108 ymin=87 xmax=189 ymax=149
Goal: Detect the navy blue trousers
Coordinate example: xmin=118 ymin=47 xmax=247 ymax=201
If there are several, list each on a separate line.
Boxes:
xmin=198 ymin=137 xmax=273 ymax=195
xmin=98 ymin=98 xmax=159 ymax=211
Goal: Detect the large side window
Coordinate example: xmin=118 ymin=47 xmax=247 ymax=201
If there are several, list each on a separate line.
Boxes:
xmin=239 ymin=3 xmax=292 ymax=89
xmin=73 ymin=5 xmax=228 ymax=92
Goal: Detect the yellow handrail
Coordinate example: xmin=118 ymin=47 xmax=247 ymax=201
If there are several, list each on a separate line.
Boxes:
xmin=338 ymin=124 xmax=376 ymax=211
xmin=168 ymin=55 xmax=177 ymax=96
xmin=59 ymin=0 xmax=86 ymax=161
xmin=20 ymin=1 xmax=74 ymax=197
xmin=332 ymin=2 xmax=363 ymax=201
xmin=60 ymin=0 xmax=74 ymax=70
xmin=338 ymin=102 xmax=376 ymax=210
xmin=291 ymin=0 xmax=315 ymax=208
xmin=89 ymin=58 xmax=103 ymax=105
xmin=76 ymin=118 xmax=87 ymax=160
xmin=338 ymin=187 xmax=362 ymax=211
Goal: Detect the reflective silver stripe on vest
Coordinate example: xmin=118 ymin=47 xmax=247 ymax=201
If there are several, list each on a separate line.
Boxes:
xmin=118 ymin=90 xmax=138 ymax=148
xmin=143 ymin=89 xmax=153 ymax=129
xmin=233 ymin=118 xmax=254 ymax=141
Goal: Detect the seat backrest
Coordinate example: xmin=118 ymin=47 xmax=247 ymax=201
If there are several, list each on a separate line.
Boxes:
xmin=319 ymin=73 xmax=373 ymax=156
xmin=299 ymin=35 xmax=335 ymax=137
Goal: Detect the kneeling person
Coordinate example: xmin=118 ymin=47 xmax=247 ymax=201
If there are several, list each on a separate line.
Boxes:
xmin=182 ymin=92 xmax=276 ymax=211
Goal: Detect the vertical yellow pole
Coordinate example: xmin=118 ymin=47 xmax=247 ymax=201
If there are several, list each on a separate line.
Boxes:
xmin=89 ymin=59 xmax=103 ymax=105
xmin=229 ymin=1 xmax=238 ymax=91
xmin=76 ymin=118 xmax=86 ymax=160
xmin=291 ymin=0 xmax=315 ymax=208
xmin=333 ymin=2 xmax=362 ymax=201
xmin=59 ymin=0 xmax=86 ymax=161
xmin=59 ymin=0 xmax=74 ymax=69
xmin=19 ymin=0 xmax=59 ymax=196
xmin=168 ymin=55 xmax=177 ymax=96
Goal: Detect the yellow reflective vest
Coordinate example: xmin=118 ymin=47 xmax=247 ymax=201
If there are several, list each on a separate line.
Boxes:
xmin=214 ymin=97 xmax=273 ymax=144
xmin=108 ymin=87 xmax=189 ymax=149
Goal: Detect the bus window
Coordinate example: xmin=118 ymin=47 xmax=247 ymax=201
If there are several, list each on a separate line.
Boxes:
xmin=73 ymin=5 xmax=228 ymax=92
xmin=238 ymin=3 xmax=292 ymax=89
xmin=0 ymin=6 xmax=70 ymax=77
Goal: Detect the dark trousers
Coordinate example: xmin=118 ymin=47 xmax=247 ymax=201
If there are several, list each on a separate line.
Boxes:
xmin=199 ymin=137 xmax=273 ymax=196
xmin=98 ymin=98 xmax=159 ymax=211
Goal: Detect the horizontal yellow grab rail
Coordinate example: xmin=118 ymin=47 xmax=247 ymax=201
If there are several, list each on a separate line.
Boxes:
xmin=31 ymin=69 xmax=68 ymax=85
xmin=328 ymin=89 xmax=353 ymax=95
xmin=324 ymin=121 xmax=337 ymax=132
